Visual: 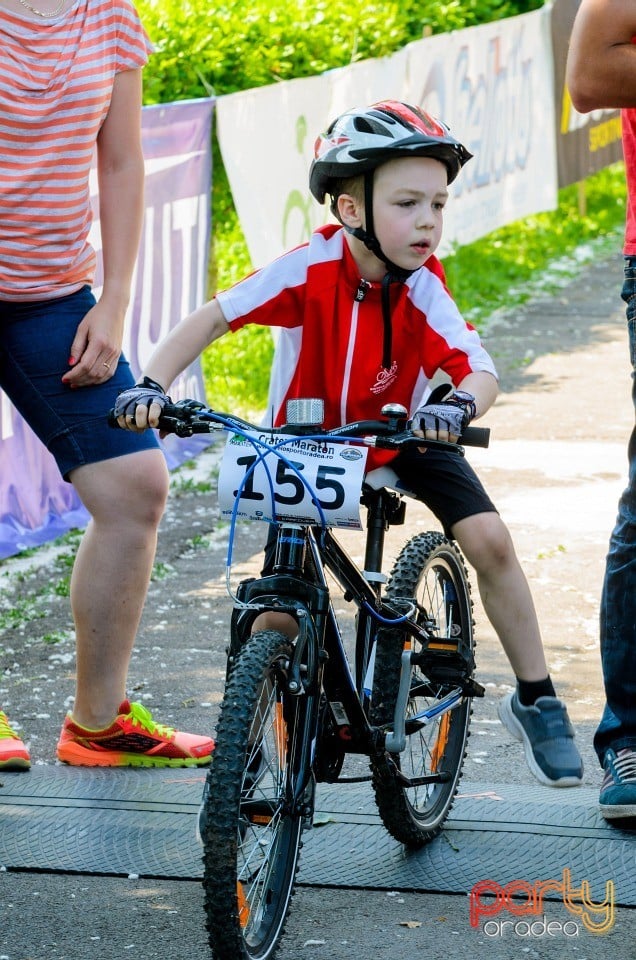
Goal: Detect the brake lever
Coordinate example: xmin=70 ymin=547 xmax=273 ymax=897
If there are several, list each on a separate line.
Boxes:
xmin=371 ymin=431 xmax=463 ymax=453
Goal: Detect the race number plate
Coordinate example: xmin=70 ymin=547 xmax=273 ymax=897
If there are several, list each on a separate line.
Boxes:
xmin=218 ymin=431 xmax=368 ymax=529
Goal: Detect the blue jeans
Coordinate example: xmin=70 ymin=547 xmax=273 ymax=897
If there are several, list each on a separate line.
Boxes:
xmin=594 ymin=256 xmax=636 ymax=764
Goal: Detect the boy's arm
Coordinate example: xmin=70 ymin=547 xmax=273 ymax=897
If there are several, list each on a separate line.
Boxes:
xmin=414 ymin=371 xmax=497 ymax=445
xmin=114 ymin=299 xmax=229 ymax=430
xmin=566 ymin=0 xmax=636 ymax=111
xmin=457 ymin=371 xmax=498 ymax=419
xmin=144 ymin=299 xmax=229 ymax=395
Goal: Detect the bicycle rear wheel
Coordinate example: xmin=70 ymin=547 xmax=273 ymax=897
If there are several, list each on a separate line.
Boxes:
xmin=201 ymin=630 xmax=308 ymax=960
xmin=370 ymin=531 xmax=474 ymax=846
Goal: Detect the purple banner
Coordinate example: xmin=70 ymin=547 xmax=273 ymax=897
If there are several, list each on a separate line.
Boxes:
xmin=0 ymin=97 xmax=215 ymax=559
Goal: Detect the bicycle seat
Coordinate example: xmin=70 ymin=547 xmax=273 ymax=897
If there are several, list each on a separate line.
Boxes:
xmin=364 ymin=466 xmax=418 ymax=498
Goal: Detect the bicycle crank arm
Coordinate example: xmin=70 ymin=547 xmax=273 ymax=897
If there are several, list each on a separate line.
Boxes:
xmin=389 ymin=761 xmax=452 ymax=788
xmin=384 ymin=650 xmax=466 ymax=753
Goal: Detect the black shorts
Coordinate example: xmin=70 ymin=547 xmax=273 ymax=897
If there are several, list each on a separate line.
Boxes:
xmin=390 ymin=444 xmax=498 ymax=536
xmin=261 ymin=445 xmax=497 ymax=574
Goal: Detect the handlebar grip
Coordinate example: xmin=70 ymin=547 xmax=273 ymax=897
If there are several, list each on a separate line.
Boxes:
xmin=107 ymin=403 xmax=190 ymax=434
xmin=459 ymin=425 xmax=490 ymax=448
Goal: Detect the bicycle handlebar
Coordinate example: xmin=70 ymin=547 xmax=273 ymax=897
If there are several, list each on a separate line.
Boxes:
xmin=109 ymin=399 xmax=490 ymax=450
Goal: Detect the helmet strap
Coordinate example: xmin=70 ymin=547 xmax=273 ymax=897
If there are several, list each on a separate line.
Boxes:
xmin=380 ymin=273 xmax=394 ymax=371
xmin=344 ymin=171 xmax=415 ymax=370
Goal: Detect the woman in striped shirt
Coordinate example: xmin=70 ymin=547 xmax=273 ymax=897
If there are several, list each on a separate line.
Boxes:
xmin=0 ymin=0 xmax=214 ymax=769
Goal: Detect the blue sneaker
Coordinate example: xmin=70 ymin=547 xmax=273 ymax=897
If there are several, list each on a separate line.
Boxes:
xmin=599 ymin=748 xmax=636 ymax=820
xmin=497 ymin=691 xmax=583 ymax=787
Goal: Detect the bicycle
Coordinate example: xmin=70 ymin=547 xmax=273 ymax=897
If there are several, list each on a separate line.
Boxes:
xmin=152 ymin=397 xmax=489 ymax=960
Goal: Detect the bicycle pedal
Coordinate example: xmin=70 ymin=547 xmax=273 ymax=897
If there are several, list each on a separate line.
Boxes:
xmin=426 ymin=640 xmax=460 ymax=652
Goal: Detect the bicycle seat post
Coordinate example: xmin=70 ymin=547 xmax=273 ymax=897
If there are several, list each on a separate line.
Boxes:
xmin=362 ymin=490 xmax=389 ymax=597
xmin=361 ymin=401 xmax=408 ymax=596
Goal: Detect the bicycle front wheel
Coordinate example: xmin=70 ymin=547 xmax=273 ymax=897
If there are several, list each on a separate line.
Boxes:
xmin=201 ymin=630 xmax=307 ymax=960
xmin=370 ymin=532 xmax=474 ymax=847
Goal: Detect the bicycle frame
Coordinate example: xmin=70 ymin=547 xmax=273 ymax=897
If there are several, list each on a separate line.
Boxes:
xmin=227 ymin=481 xmax=480 ymax=818
xmin=145 ymin=397 xmax=487 ymax=796
xmin=143 ymin=398 xmax=494 ymax=958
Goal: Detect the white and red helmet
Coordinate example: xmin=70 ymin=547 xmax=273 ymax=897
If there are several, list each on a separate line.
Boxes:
xmin=309 ymin=100 xmax=472 ymax=203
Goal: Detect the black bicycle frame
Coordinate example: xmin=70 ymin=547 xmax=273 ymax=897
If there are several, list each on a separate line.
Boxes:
xmin=229 ymin=487 xmax=410 ymax=775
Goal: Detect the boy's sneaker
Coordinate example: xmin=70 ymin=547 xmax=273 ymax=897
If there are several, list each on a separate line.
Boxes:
xmin=497 ymin=691 xmax=583 ymax=787
xmin=56 ymin=699 xmax=214 ymax=768
xmin=599 ymin=748 xmax=636 ymax=820
xmin=0 ymin=711 xmax=31 ymax=771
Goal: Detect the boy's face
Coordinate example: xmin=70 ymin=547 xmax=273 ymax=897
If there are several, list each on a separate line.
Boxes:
xmin=339 ymin=155 xmax=449 ymax=278
xmin=372 ymin=156 xmax=448 ymax=272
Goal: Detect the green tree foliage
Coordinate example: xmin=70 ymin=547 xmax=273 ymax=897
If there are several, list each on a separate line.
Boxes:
xmin=137 ymin=0 xmax=543 ymax=103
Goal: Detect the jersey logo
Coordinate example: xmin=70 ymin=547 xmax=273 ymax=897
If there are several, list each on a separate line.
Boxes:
xmin=370 ymin=361 xmax=398 ymax=395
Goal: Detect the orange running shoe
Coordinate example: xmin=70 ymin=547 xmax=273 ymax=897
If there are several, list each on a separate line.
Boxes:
xmin=56 ymin=699 xmax=215 ymax=768
xmin=0 ymin=711 xmax=31 ymax=771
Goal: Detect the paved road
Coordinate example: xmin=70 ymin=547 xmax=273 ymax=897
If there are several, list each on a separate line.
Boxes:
xmin=1 ymin=252 xmax=635 ymax=959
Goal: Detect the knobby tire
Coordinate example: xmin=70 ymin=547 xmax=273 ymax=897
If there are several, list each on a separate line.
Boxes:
xmin=201 ymin=630 xmax=306 ymax=960
xmin=370 ymin=532 xmax=474 ymax=846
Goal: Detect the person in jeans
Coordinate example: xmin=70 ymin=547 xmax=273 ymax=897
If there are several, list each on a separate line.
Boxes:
xmin=566 ymin=0 xmax=636 ymax=820
xmin=114 ymin=100 xmax=584 ymax=788
xmin=0 ymin=0 xmax=213 ymax=770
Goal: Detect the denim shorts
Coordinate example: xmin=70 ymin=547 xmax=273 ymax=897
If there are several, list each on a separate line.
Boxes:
xmin=0 ymin=286 xmax=159 ymax=480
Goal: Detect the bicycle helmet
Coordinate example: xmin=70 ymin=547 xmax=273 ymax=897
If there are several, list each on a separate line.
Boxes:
xmin=310 ymin=101 xmax=472 ymax=370
xmin=309 ymin=100 xmax=472 ymax=204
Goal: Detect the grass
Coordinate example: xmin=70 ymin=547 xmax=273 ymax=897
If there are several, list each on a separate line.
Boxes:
xmin=444 ymin=164 xmax=626 ymax=326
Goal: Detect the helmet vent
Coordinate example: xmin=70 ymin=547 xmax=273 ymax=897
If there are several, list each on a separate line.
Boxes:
xmin=353 ymin=116 xmax=389 ymax=136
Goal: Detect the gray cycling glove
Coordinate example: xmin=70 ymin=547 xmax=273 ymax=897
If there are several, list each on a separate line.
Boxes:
xmin=113 ymin=376 xmax=170 ymax=421
xmin=414 ymin=389 xmax=477 ymax=436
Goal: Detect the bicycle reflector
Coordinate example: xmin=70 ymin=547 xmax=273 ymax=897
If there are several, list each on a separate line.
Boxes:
xmin=285 ymin=398 xmax=325 ymax=427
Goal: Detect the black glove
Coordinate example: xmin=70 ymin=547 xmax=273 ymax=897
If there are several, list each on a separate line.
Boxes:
xmin=414 ymin=388 xmax=476 ymax=437
xmin=113 ymin=376 xmax=170 ymax=421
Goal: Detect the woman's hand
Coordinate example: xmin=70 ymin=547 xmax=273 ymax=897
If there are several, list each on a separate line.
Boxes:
xmin=61 ymin=299 xmax=124 ymax=388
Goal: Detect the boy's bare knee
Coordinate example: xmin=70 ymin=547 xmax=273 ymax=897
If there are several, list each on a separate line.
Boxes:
xmin=452 ymin=512 xmax=515 ymax=571
xmin=251 ymin=611 xmax=298 ymax=639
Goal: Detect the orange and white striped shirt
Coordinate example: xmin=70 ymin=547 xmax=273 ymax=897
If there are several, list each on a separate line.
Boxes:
xmin=0 ymin=0 xmax=151 ymax=301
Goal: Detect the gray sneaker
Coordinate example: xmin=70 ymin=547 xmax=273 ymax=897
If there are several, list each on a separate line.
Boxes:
xmin=497 ymin=690 xmax=583 ymax=787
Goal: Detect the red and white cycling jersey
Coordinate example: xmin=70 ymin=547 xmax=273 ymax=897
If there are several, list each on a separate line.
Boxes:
xmin=623 ymin=106 xmax=636 ymax=256
xmin=217 ymin=224 xmax=497 ymax=466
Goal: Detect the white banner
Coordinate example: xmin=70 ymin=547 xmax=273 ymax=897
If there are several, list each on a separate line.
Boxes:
xmin=216 ymin=7 xmax=557 ymax=265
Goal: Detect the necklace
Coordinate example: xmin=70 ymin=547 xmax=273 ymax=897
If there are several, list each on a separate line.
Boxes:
xmin=15 ymin=0 xmax=66 ymax=18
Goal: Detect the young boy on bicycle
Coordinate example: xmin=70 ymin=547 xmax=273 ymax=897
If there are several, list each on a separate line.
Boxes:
xmin=115 ymin=100 xmax=583 ymax=787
